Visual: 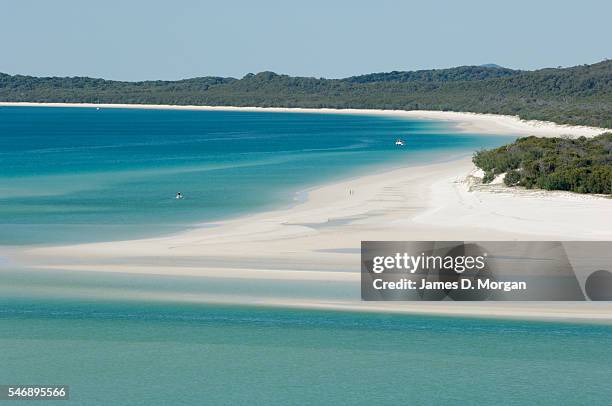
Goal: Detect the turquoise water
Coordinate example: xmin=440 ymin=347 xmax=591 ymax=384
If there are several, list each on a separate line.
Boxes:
xmin=0 ymin=106 xmax=514 ymax=245
xmin=2 ymin=269 xmax=612 ymax=405
xmin=1 ymin=298 xmax=612 ymax=405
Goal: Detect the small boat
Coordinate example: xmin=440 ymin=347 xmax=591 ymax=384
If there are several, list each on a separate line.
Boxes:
xmin=395 ymin=139 xmax=405 ymax=146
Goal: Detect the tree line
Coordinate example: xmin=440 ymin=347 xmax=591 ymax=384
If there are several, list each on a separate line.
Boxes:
xmin=473 ymin=133 xmax=612 ymax=194
xmin=1 ymin=60 xmax=611 ymax=128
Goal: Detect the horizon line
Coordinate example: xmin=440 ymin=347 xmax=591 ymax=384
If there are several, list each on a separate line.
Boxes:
xmin=1 ymin=58 xmax=609 ymax=83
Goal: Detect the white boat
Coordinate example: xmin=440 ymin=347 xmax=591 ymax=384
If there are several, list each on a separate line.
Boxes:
xmin=395 ymin=139 xmax=405 ymax=146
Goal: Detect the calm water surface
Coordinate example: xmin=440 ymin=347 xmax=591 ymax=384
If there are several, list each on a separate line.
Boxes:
xmin=1 ymin=299 xmax=611 ymax=405
xmin=0 ymin=107 xmax=514 ymax=245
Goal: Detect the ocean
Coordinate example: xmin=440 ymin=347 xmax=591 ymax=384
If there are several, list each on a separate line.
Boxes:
xmin=3 ymin=106 xmax=608 ymax=405
xmin=1 ymin=298 xmax=611 ymax=405
xmin=0 ymin=106 xmax=513 ymax=245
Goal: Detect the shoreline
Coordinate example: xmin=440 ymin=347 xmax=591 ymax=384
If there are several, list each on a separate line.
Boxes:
xmin=3 ymin=104 xmax=612 ymax=323
xmin=0 ymin=101 xmax=608 ymax=137
xmin=8 ymin=156 xmax=612 ymax=323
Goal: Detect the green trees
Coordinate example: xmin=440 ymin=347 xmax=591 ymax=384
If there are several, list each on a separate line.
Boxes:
xmin=504 ymin=170 xmax=521 ymax=186
xmin=473 ymin=133 xmax=612 ymax=194
xmin=1 ymin=60 xmax=611 ymax=128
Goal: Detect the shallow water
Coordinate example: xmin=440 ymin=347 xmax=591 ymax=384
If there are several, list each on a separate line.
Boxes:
xmin=1 ymin=298 xmax=611 ymax=405
xmin=0 ymin=107 xmax=514 ymax=245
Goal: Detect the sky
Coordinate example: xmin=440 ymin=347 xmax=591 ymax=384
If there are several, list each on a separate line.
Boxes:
xmin=2 ymin=0 xmax=611 ymax=81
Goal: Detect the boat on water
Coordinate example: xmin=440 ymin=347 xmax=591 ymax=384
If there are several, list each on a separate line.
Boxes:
xmin=395 ymin=139 xmax=405 ymax=146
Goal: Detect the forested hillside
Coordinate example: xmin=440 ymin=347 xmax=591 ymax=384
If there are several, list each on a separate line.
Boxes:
xmin=1 ymin=60 xmax=611 ymax=128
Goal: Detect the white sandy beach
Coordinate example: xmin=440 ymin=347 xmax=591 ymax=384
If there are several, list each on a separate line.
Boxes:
xmin=3 ymin=102 xmax=612 ymax=322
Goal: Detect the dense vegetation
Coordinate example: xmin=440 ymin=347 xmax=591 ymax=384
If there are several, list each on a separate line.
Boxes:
xmin=1 ymin=60 xmax=611 ymax=128
xmin=473 ymin=133 xmax=612 ymax=194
